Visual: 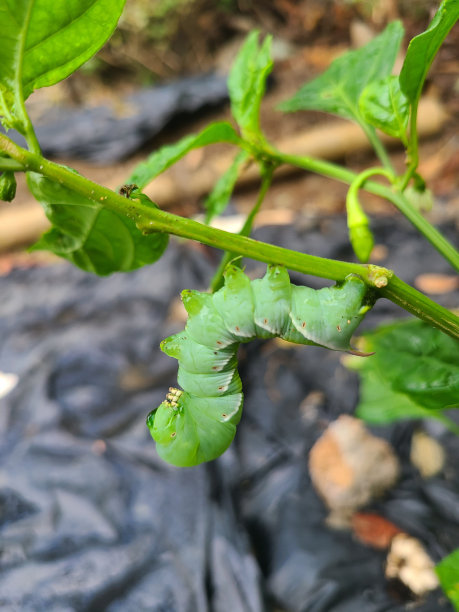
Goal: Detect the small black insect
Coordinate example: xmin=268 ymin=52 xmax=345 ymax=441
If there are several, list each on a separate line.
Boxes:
xmin=118 ymin=184 xmax=139 ymax=198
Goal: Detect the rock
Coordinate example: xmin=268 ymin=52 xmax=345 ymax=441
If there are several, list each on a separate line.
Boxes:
xmin=351 ymin=512 xmax=402 ymax=550
xmin=385 ymin=533 xmax=439 ymax=596
xmin=414 ymin=273 xmax=459 ymax=295
xmin=308 ymin=415 xmax=400 ymax=524
xmin=410 ymin=430 xmax=446 ymax=478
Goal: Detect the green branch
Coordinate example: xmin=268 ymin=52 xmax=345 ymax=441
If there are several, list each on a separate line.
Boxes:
xmin=268 ymin=148 xmax=459 ymax=272
xmin=1 ymin=132 xmax=458 ymax=340
xmin=379 ymin=275 xmax=459 ymax=339
xmin=0 ymin=157 xmax=25 ymax=172
xmin=369 ymin=181 xmax=459 ymax=272
xmin=360 ymin=123 xmax=395 ymax=173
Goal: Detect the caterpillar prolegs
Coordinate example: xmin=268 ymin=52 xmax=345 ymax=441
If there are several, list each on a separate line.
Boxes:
xmin=147 ymin=265 xmax=373 ymax=467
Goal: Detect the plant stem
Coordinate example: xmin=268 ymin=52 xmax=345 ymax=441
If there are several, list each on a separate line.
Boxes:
xmin=361 ymin=123 xmax=395 ymax=173
xmin=369 ymin=183 xmax=459 ymax=272
xmin=265 ymin=145 xmax=357 ymax=183
xmin=346 ymin=167 xmax=394 ymax=228
xmin=210 ymin=165 xmax=274 ymax=292
xmin=0 ymin=132 xmax=363 ymax=278
xmin=13 ymin=0 xmax=41 ymax=155
xmin=269 ymin=148 xmax=459 ymax=272
xmin=346 ymin=168 xmax=394 ymax=263
xmin=378 ymin=275 xmax=459 ymax=339
xmin=400 ymin=100 xmax=420 ymax=191
xmin=349 ymin=167 xmax=394 ymax=192
xmin=1 ymin=132 xmax=457 ymax=340
xmin=0 ymin=158 xmax=25 ymax=172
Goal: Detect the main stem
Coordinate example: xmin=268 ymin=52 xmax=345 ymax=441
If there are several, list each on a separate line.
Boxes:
xmin=1 ymin=133 xmax=458 ymax=340
xmin=3 ymin=133 xmax=457 ymax=271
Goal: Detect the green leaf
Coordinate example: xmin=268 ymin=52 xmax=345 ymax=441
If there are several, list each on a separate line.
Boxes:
xmin=400 ymin=0 xmax=459 ymax=105
xmin=279 ymin=21 xmax=404 ymax=124
xmin=348 ymin=319 xmax=459 ymax=426
xmin=0 ymin=0 xmax=126 ymax=120
xmin=204 ymin=150 xmax=250 ymax=223
xmin=127 ymin=122 xmax=243 ymax=189
xmin=228 ymin=31 xmax=273 ymax=140
xmin=356 ymin=368 xmax=439 ymax=425
xmin=436 ymin=549 xmax=459 ymax=611
xmin=27 ymin=172 xmax=168 ymax=275
xmin=359 ymin=76 xmax=409 ymax=141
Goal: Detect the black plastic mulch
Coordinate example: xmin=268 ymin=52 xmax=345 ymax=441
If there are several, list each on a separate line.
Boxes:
xmin=0 ymin=217 xmax=458 ymax=611
xmin=1 ymin=73 xmax=229 ymax=163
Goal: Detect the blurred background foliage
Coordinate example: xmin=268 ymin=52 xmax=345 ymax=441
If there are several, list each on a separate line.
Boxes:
xmin=79 ymin=0 xmax=437 ymax=85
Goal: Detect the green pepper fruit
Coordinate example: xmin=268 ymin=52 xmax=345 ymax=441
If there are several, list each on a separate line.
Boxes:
xmin=346 ymin=187 xmax=374 ymax=263
xmin=0 ymin=172 xmax=17 ymax=202
xmin=349 ymin=223 xmax=374 ymax=263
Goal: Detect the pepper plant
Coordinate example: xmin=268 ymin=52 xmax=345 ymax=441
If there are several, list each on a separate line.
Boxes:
xmin=0 ymin=0 xmax=458 ymax=602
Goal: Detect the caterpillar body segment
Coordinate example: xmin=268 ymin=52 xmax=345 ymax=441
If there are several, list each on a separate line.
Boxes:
xmin=148 ymin=391 xmax=243 ymax=467
xmin=161 ymin=332 xmax=236 ymax=374
xmin=289 ymin=275 xmax=371 ymax=350
xmin=147 ymin=265 xmax=373 ymax=467
xmin=177 ymin=365 xmax=242 ymax=398
xmin=212 ymin=265 xmax=256 ymax=339
xmin=252 ymin=265 xmax=292 ymax=337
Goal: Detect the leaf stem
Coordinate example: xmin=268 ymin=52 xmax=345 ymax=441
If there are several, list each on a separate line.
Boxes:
xmin=400 ymin=99 xmax=420 ymax=190
xmin=0 ymin=158 xmax=25 ymax=172
xmin=361 ymin=123 xmax=395 ymax=173
xmin=9 ymin=12 xmax=40 ymax=154
xmin=209 ymin=164 xmax=274 ymax=292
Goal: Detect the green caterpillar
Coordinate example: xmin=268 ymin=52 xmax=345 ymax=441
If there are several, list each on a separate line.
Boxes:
xmin=147 ymin=265 xmax=374 ymax=467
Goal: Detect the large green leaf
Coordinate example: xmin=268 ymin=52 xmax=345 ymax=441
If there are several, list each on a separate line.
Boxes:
xmin=228 ymin=30 xmax=273 ymax=140
xmin=27 ymin=172 xmax=168 ymax=275
xmin=279 ymin=21 xmax=404 ymax=124
xmin=400 ymin=0 xmax=459 ymax=105
xmin=347 ymin=319 xmax=459 ymax=425
xmin=359 ymin=76 xmax=409 ymax=142
xmin=127 ymin=122 xmax=243 ymax=189
xmin=204 ymin=150 xmax=250 ymax=223
xmin=0 ymin=0 xmax=125 ymax=122
xmin=355 ymin=369 xmax=441 ymax=425
xmin=436 ymin=549 xmax=459 ymax=611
